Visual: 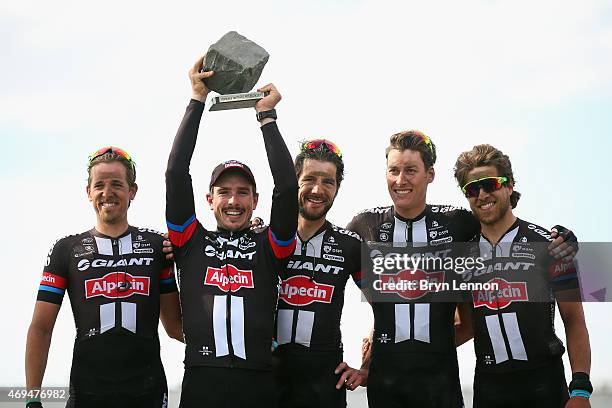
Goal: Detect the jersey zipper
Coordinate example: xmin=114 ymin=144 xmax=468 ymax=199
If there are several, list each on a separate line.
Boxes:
xmin=491 ymin=243 xmax=515 ymax=363
xmin=225 ymin=231 xmax=235 ymax=367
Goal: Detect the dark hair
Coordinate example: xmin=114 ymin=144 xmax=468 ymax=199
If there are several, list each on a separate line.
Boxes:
xmin=294 ymin=144 xmax=345 ymax=188
xmin=87 ymin=152 xmax=136 ymax=187
xmin=385 ymin=130 xmax=437 ymax=169
xmin=454 ymin=144 xmax=521 ymax=208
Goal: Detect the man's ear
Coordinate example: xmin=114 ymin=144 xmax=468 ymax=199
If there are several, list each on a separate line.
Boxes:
xmin=252 ymin=192 xmax=259 ymax=210
xmin=427 ymin=166 xmax=435 ymax=184
xmin=129 ymin=183 xmax=138 ymax=200
xmin=206 ymin=192 xmax=214 ymax=210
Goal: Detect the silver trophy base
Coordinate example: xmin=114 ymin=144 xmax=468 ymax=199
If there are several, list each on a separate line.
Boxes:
xmin=209 ymin=92 xmax=266 ymax=111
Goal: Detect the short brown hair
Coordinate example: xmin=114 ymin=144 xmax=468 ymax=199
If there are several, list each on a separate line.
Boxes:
xmin=385 ymin=130 xmax=437 ymax=169
xmin=454 ymin=144 xmax=521 ymax=208
xmin=87 ymin=152 xmax=136 ymax=187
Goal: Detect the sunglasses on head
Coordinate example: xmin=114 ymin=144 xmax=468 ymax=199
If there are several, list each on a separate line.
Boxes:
xmin=88 ymin=146 xmax=136 ymax=175
xmin=301 ymin=139 xmax=342 ymax=159
xmin=415 ymin=134 xmax=434 ymax=157
xmin=462 ymin=176 xmax=508 ymax=198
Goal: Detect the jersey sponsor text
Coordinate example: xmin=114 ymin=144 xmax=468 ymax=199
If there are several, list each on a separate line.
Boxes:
xmin=279 ymin=275 xmax=334 ymax=306
xmin=85 ymin=272 xmax=150 ymax=299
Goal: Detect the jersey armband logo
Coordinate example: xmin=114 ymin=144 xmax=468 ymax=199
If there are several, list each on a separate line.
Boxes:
xmin=548 ymin=260 xmax=577 ymax=281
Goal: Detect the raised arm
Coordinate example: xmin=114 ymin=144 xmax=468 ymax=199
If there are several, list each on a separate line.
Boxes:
xmin=255 ymin=85 xmax=298 ymax=256
xmin=165 ymin=57 xmax=214 ymax=247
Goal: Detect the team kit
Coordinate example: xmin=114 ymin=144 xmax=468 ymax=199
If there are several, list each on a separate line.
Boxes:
xmin=25 ymin=56 xmax=592 ymax=408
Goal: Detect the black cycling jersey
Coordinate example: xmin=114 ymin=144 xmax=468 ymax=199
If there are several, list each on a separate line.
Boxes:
xmin=347 ymin=204 xmax=479 ymax=355
xmin=165 ymin=99 xmax=298 ymax=371
xmin=37 ymin=226 xmax=176 ymax=392
xmin=463 ymin=218 xmax=579 ymax=374
xmin=275 ymin=220 xmax=362 ymax=352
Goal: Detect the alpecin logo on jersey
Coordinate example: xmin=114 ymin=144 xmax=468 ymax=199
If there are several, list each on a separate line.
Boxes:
xmin=472 ymin=278 xmax=528 ymax=310
xmin=204 ymin=265 xmax=254 ymax=292
xmin=85 ymin=272 xmax=150 ymax=299
xmin=379 ymin=269 xmax=445 ymax=300
xmin=279 ymin=275 xmax=334 ymax=306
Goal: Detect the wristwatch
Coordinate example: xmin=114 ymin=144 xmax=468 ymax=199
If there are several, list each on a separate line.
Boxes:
xmin=256 ymin=109 xmax=277 ymax=122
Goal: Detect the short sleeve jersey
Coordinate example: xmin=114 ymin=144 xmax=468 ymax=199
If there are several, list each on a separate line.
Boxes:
xmin=462 ymin=218 xmax=579 ymax=373
xmin=37 ymin=226 xmax=176 ymax=380
xmin=275 ymin=221 xmax=363 ymax=351
xmin=347 ymin=204 xmax=480 ymax=355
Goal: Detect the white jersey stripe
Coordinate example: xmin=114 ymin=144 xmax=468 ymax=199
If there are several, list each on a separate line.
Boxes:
xmin=121 ymin=302 xmax=137 ymax=333
xmin=393 ymin=218 xmax=407 ymax=245
xmin=100 ymin=302 xmax=115 ymax=334
xmin=295 ymin=310 xmax=315 ymax=347
xmin=412 ymin=217 xmax=428 ymax=247
xmin=230 ymin=296 xmax=246 ymax=359
xmin=119 ymin=234 xmax=133 ymax=255
xmin=502 ymin=312 xmax=528 ymax=361
xmin=413 ymin=303 xmax=431 ymax=343
xmin=95 ymin=237 xmax=113 ymax=256
xmin=213 ymin=295 xmax=229 ymax=357
xmin=276 ymin=309 xmax=293 ymax=345
xmin=485 ymin=315 xmax=509 ymax=363
xmin=394 ymin=304 xmax=411 ymax=343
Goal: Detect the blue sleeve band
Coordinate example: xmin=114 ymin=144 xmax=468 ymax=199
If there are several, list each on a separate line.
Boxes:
xmin=160 ymin=278 xmax=176 ymax=285
xmin=39 ymin=285 xmax=65 ymax=295
xmin=269 ymin=229 xmax=295 ymax=246
xmin=167 ymin=214 xmax=196 ymax=232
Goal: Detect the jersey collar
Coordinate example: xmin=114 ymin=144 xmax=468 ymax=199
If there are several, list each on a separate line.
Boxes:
xmin=392 ymin=205 xmax=428 ymax=223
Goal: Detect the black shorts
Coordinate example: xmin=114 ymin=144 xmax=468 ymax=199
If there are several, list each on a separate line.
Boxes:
xmin=367 ymin=352 xmax=464 ymax=408
xmin=65 ymin=383 xmax=168 ymax=408
xmin=179 ymin=366 xmax=274 ymax=408
xmin=473 ymin=359 xmax=569 ymax=408
xmin=66 ymin=358 xmax=168 ymax=408
xmin=273 ymin=347 xmax=346 ymax=408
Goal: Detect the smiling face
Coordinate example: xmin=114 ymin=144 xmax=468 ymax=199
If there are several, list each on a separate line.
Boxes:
xmin=87 ymin=161 xmax=137 ymax=227
xmin=386 ymin=148 xmax=434 ymax=218
xmin=465 ymin=165 xmax=513 ymax=225
xmin=298 ymin=159 xmax=338 ymax=221
xmin=207 ymin=171 xmax=258 ymax=232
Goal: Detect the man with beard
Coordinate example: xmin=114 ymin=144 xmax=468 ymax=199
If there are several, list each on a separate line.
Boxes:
xmin=454 ymin=144 xmax=591 ymax=408
xmin=347 ymin=131 xmax=576 ymax=408
xmin=272 ymin=139 xmax=366 ymax=408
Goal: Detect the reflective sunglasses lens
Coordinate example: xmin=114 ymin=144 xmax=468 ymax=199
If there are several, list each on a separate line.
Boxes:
xmin=480 ymin=177 xmax=502 ymax=193
xmin=464 ymin=182 xmax=481 ymax=197
xmin=464 ymin=177 xmax=503 ymax=197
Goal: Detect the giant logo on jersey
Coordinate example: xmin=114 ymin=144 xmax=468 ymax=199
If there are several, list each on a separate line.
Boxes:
xmin=77 ymin=257 xmax=154 ymax=271
xmin=472 ymin=278 xmax=528 ymax=310
xmin=85 ymin=272 xmax=150 ymax=299
xmin=204 ymin=265 xmax=254 ymax=292
xmin=379 ymin=269 xmax=445 ymax=300
xmin=279 ymin=275 xmax=334 ymax=306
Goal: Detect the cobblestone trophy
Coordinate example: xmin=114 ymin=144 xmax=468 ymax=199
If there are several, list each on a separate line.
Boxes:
xmin=203 ymin=31 xmax=270 ymax=111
